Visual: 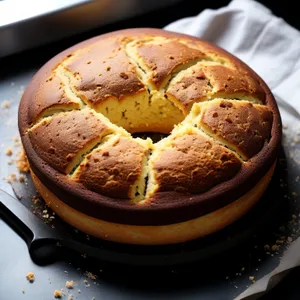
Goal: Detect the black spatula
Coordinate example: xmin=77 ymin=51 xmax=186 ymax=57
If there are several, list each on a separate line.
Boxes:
xmin=0 ymin=189 xmax=70 ymax=264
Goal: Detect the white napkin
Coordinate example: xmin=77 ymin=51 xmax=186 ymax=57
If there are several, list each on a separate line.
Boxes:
xmin=164 ymin=0 xmax=300 ymax=113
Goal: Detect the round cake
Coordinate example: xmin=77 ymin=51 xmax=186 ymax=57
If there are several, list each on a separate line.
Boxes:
xmin=18 ymin=28 xmax=282 ymax=245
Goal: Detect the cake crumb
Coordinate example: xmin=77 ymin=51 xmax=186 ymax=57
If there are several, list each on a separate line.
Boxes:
xmin=5 ymin=148 xmax=13 ymax=156
xmin=1 ymin=100 xmax=11 ymax=109
xmin=54 ymin=290 xmax=62 ymax=298
xmin=14 ymin=141 xmax=22 ymax=147
xmin=66 ymin=281 xmax=75 ymax=289
xmin=19 ymin=175 xmax=25 ymax=182
xmin=68 ymin=295 xmax=73 ymax=300
xmin=84 ymin=271 xmax=98 ymax=280
xmin=249 ymin=276 xmax=255 ymax=282
xmin=6 ymin=173 xmax=17 ymax=183
xmin=22 ymin=289 xmax=25 ymax=293
xmin=13 ymin=136 xmax=22 ymax=147
xmin=16 ymin=149 xmax=30 ymax=173
xmin=26 ymin=272 xmax=35 ymax=282
xmin=32 ymin=195 xmax=40 ymax=205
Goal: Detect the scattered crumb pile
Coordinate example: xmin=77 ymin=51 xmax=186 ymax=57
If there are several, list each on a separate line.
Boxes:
xmin=4 ymin=137 xmax=29 ymax=184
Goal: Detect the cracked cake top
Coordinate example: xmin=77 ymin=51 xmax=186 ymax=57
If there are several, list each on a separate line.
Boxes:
xmin=18 ymin=28 xmax=281 ymax=225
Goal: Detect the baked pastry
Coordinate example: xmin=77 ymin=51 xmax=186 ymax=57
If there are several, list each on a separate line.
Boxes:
xmin=18 ymin=28 xmax=281 ymax=245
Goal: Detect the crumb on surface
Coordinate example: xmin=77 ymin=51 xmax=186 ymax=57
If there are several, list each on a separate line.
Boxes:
xmin=5 ymin=147 xmax=13 ymax=156
xmin=22 ymin=289 xmax=25 ymax=293
xmin=6 ymin=173 xmax=17 ymax=183
xmin=12 ymin=136 xmax=21 ymax=147
xmin=26 ymin=272 xmax=35 ymax=282
xmin=65 ymin=281 xmax=75 ymax=289
xmin=16 ymin=148 xmax=30 ymax=173
xmin=249 ymin=276 xmax=255 ymax=281
xmin=1 ymin=100 xmax=11 ymax=108
xmin=84 ymin=271 xmax=98 ymax=280
xmin=32 ymin=195 xmax=40 ymax=205
xmin=14 ymin=141 xmax=22 ymax=147
xmin=54 ymin=290 xmax=62 ymax=298
xmin=68 ymin=295 xmax=73 ymax=300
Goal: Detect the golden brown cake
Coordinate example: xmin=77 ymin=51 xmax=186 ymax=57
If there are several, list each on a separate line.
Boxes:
xmin=18 ymin=28 xmax=282 ymax=245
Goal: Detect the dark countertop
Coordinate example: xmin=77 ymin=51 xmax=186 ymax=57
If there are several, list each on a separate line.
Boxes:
xmin=1 ymin=1 xmax=300 ymax=299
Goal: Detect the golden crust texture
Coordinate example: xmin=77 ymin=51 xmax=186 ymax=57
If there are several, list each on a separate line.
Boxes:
xmin=18 ymin=28 xmax=281 ymax=235
xmin=147 ymin=128 xmax=242 ymax=195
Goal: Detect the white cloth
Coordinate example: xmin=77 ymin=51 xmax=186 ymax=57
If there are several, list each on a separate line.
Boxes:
xmin=164 ymin=0 xmax=300 ymax=113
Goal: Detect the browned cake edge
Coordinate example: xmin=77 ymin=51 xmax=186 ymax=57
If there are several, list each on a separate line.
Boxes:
xmin=31 ymin=163 xmax=276 ymax=245
xmin=18 ymin=28 xmax=282 ymax=226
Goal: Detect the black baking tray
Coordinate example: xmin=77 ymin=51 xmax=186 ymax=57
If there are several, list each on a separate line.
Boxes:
xmin=2 ymin=87 xmax=300 ymax=300
xmin=1 ymin=2 xmax=300 ymax=299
